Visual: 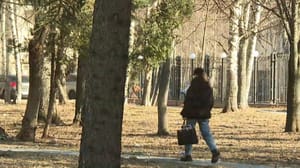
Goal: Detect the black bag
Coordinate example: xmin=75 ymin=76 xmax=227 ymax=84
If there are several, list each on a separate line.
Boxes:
xmin=177 ymin=120 xmax=198 ymax=145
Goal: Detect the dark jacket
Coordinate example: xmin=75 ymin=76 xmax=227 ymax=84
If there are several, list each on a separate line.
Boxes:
xmin=180 ymin=76 xmax=214 ymax=119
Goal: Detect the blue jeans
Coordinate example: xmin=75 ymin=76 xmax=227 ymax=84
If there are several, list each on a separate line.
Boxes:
xmin=184 ymin=119 xmax=218 ymax=155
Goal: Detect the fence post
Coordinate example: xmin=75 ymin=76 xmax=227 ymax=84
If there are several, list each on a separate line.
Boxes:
xmin=253 ymin=56 xmax=257 ymax=104
xmin=205 ymin=54 xmax=210 ymax=77
xmin=220 ymin=52 xmax=227 ymax=103
xmin=270 ymin=53 xmax=277 ymax=104
xmin=175 ymin=56 xmax=181 ymax=101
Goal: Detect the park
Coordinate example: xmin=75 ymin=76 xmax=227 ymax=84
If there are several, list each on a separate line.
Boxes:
xmin=1 ymin=0 xmax=300 ymax=167
xmin=0 ymin=101 xmax=299 ymax=167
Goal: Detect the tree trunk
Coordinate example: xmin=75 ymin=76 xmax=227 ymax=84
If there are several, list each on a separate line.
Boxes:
xmin=124 ymin=66 xmax=131 ymax=104
xmin=1 ymin=2 xmax=5 ymax=75
xmin=73 ymin=54 xmax=87 ymax=125
xmin=17 ymin=25 xmax=49 ymax=141
xmin=78 ymin=0 xmax=131 ymax=167
xmin=124 ymin=20 xmax=136 ymax=104
xmin=9 ymin=0 xmax=22 ymax=102
xmin=56 ymin=44 xmax=68 ymax=104
xmin=238 ymin=1 xmax=250 ymax=109
xmin=222 ymin=0 xmax=242 ymax=113
xmin=285 ymin=1 xmax=300 ymax=132
xmin=150 ymin=68 xmax=160 ymax=106
xmin=286 ymin=38 xmax=300 ymax=132
xmin=55 ymin=29 xmax=68 ymax=104
xmin=141 ymin=67 xmax=153 ymax=106
xmin=42 ymin=26 xmax=60 ymax=138
xmin=38 ymin=28 xmax=63 ymax=125
xmin=2 ymin=3 xmax=10 ymax=103
xmin=38 ymin=51 xmax=51 ymax=123
xmin=200 ymin=3 xmax=208 ymax=67
xmin=157 ymin=58 xmax=171 ymax=135
xmin=57 ymin=80 xmax=67 ymax=103
xmin=245 ymin=3 xmax=261 ymax=107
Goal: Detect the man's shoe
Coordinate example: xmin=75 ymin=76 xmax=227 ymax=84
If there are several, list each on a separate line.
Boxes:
xmin=211 ymin=150 xmax=220 ymax=163
xmin=180 ymin=155 xmax=192 ymax=161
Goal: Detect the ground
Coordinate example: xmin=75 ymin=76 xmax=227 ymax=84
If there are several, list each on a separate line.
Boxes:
xmin=0 ymin=101 xmax=299 ymax=167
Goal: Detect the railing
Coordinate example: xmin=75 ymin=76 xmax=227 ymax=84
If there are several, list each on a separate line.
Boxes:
xmin=169 ymin=53 xmax=289 ymax=105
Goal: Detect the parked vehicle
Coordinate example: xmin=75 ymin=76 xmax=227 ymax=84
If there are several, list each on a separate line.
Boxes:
xmin=0 ymin=75 xmax=29 ymax=103
xmin=66 ymin=73 xmax=77 ymax=99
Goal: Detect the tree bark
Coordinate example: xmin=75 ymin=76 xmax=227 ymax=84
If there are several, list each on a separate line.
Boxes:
xmin=200 ymin=3 xmax=209 ymax=67
xmin=271 ymin=0 xmax=300 ymax=132
xmin=157 ymin=57 xmax=171 ymax=135
xmin=151 ymin=68 xmax=160 ymax=106
xmin=124 ymin=20 xmax=136 ymax=104
xmin=17 ymin=25 xmax=49 ymax=141
xmin=2 ymin=3 xmax=10 ymax=104
xmin=222 ymin=0 xmax=242 ymax=113
xmin=141 ymin=67 xmax=153 ymax=106
xmin=245 ymin=3 xmax=262 ymax=108
xmin=42 ymin=25 xmax=60 ymax=138
xmin=285 ymin=0 xmax=300 ymax=132
xmin=38 ymin=51 xmax=51 ymax=123
xmin=78 ymin=0 xmax=131 ymax=167
xmin=9 ymin=0 xmax=22 ymax=102
xmin=238 ymin=1 xmax=250 ymax=109
xmin=1 ymin=2 xmax=5 ymax=75
xmin=73 ymin=54 xmax=87 ymax=125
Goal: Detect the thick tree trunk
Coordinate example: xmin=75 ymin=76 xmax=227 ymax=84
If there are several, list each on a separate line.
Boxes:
xmin=273 ymin=0 xmax=300 ymax=132
xmin=78 ymin=0 xmax=131 ymax=167
xmin=223 ymin=0 xmax=242 ymax=113
xmin=157 ymin=58 xmax=171 ymax=135
xmin=285 ymin=2 xmax=300 ymax=131
xmin=285 ymin=42 xmax=300 ymax=132
xmin=17 ymin=26 xmax=49 ymax=141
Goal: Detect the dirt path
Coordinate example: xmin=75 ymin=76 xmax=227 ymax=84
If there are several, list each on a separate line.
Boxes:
xmin=0 ymin=146 xmax=275 ymax=168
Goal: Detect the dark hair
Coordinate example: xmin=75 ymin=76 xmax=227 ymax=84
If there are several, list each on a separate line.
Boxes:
xmin=193 ymin=67 xmax=204 ymax=76
xmin=193 ymin=67 xmax=209 ymax=82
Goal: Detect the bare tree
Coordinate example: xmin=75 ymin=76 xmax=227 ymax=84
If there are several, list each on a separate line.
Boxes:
xmin=244 ymin=2 xmax=262 ymax=108
xmin=223 ymin=0 xmax=243 ymax=113
xmin=258 ymin=0 xmax=300 ymax=132
xmin=237 ymin=0 xmax=251 ymax=109
xmin=237 ymin=1 xmax=262 ymax=109
xmin=273 ymin=0 xmax=300 ymax=132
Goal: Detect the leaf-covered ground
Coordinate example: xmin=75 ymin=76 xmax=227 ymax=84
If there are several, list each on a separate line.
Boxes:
xmin=0 ymin=101 xmax=299 ymax=167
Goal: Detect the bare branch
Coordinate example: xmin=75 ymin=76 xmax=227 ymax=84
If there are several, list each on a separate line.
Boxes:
xmin=253 ymin=0 xmax=292 ymax=43
xmin=275 ymin=0 xmax=292 ymax=41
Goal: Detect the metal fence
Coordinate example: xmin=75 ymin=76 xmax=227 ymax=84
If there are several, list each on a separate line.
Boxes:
xmin=169 ymin=53 xmax=289 ymax=105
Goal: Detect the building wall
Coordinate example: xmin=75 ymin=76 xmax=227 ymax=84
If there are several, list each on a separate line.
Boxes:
xmin=0 ymin=5 xmax=34 ymax=76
